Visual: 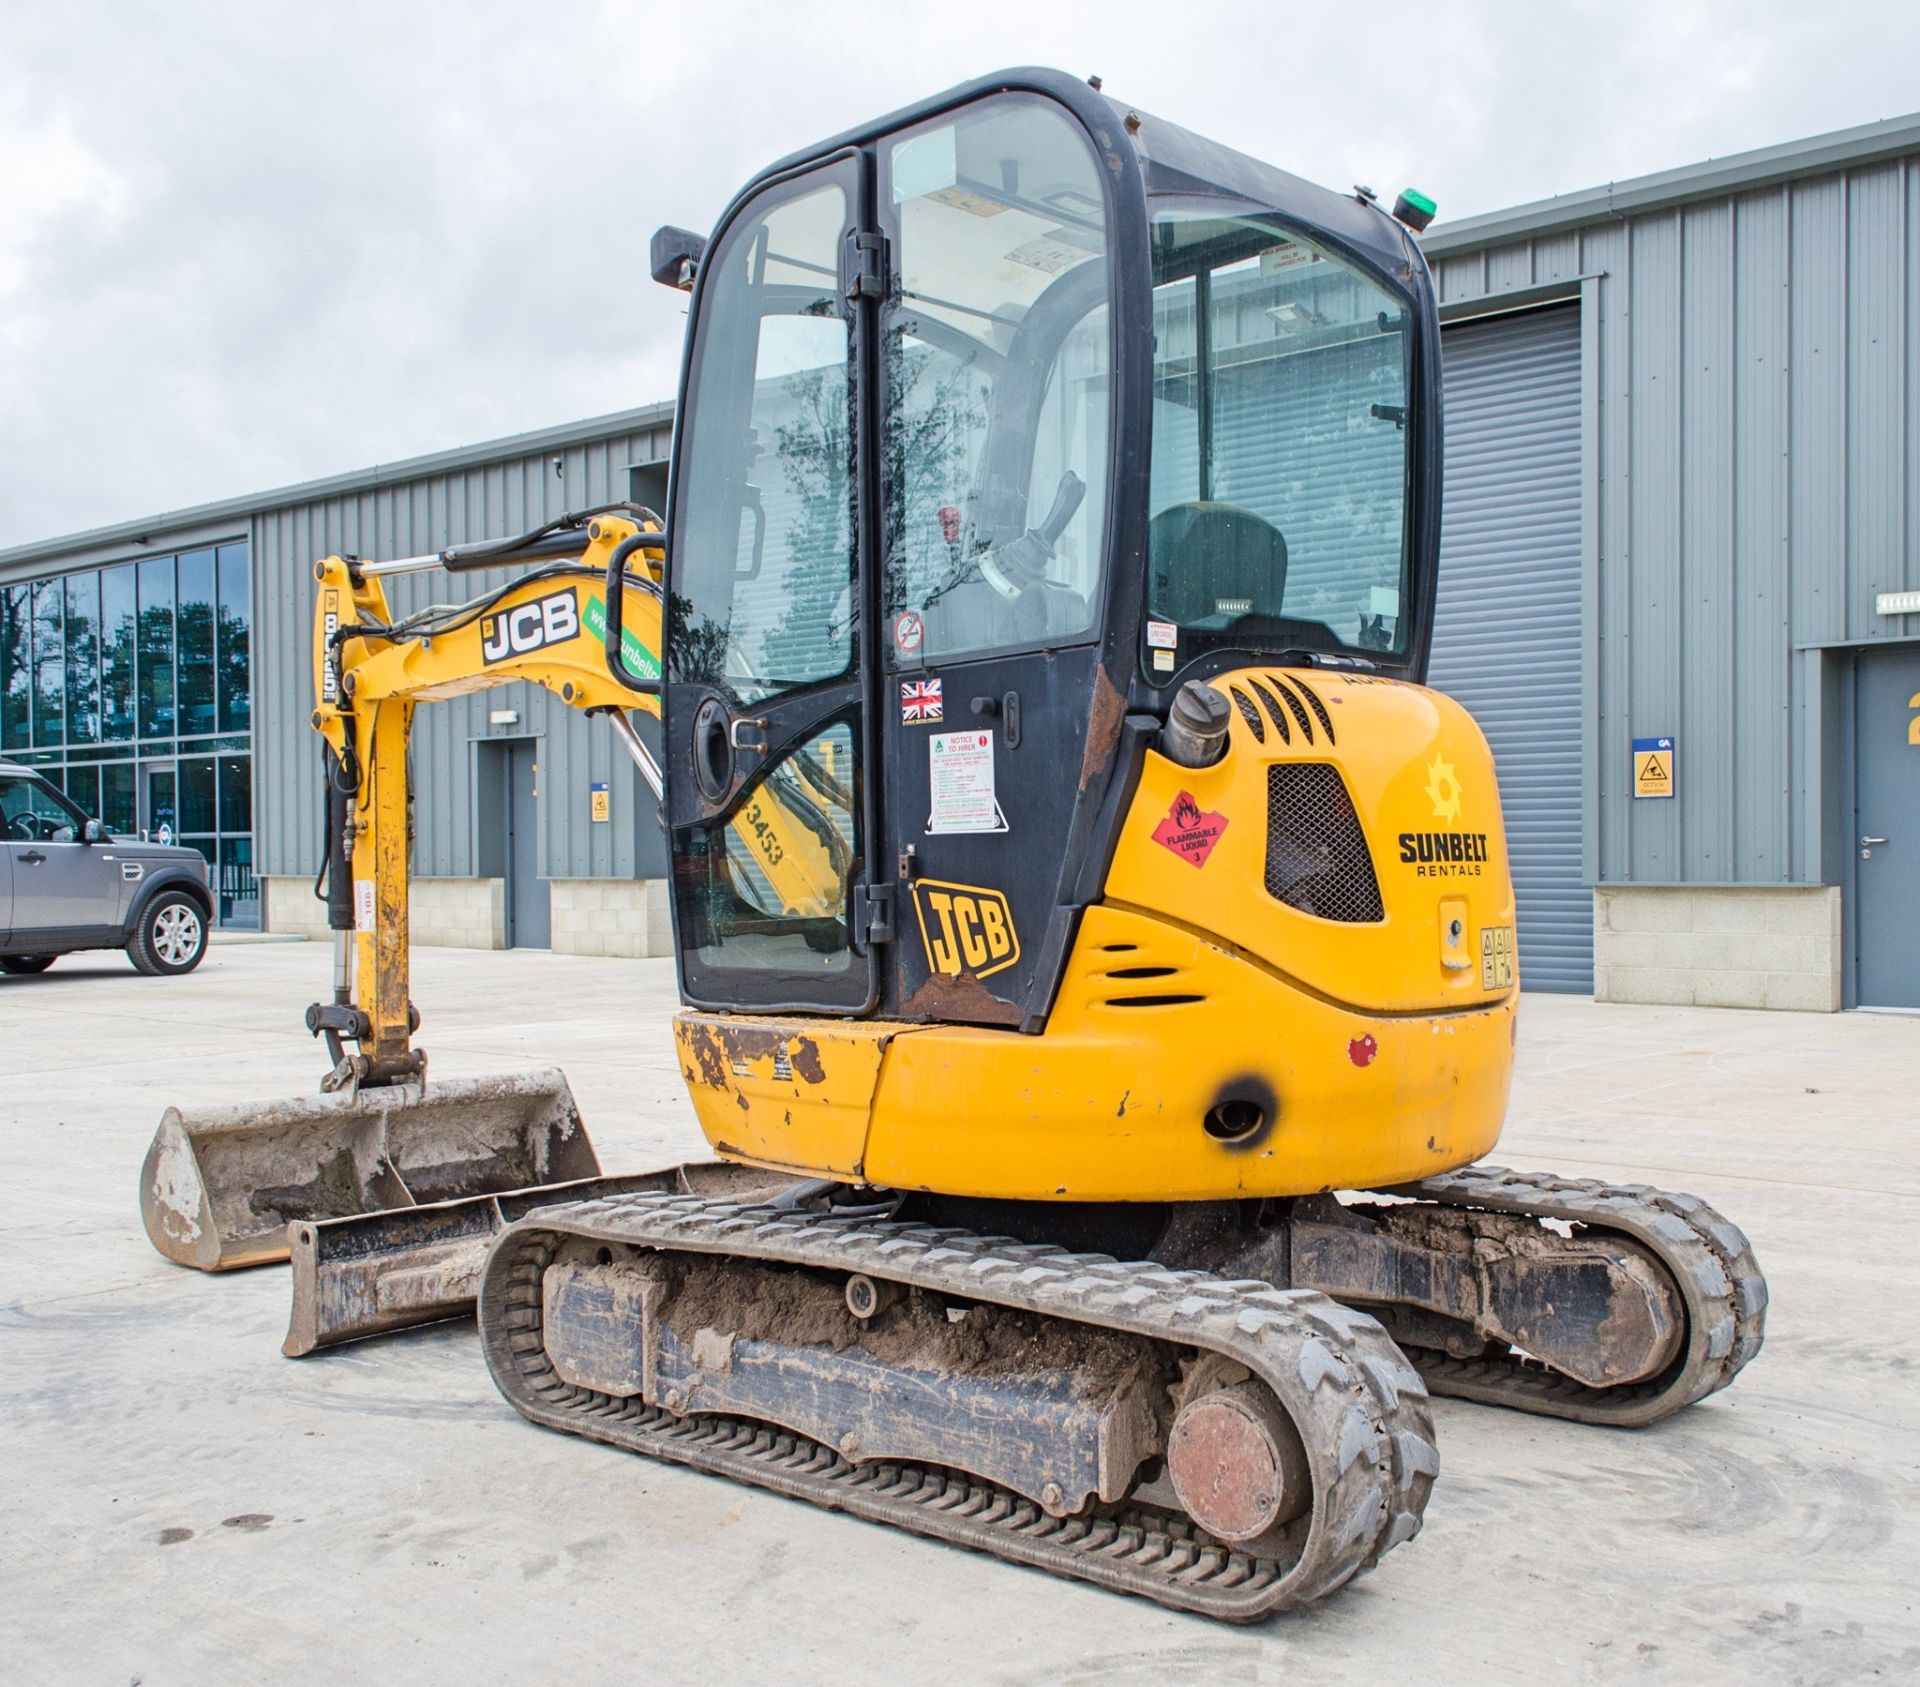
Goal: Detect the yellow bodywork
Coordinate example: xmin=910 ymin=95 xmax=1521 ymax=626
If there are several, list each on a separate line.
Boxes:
xmin=676 ymin=667 xmax=1519 ymax=1201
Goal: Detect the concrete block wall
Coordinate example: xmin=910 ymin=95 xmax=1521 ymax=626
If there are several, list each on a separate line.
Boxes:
xmin=410 ymin=878 xmax=506 ymax=949
xmin=1593 ymin=887 xmax=1841 ymax=1011
xmin=550 ymin=879 xmax=673 ymax=958
xmin=263 ymin=875 xmax=505 ymax=950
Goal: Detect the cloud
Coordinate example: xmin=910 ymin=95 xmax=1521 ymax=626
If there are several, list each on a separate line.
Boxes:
xmin=0 ymin=0 xmax=1914 ymax=548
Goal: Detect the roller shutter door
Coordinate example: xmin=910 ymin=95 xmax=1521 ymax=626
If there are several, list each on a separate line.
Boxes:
xmin=1429 ymin=305 xmax=1589 ymax=992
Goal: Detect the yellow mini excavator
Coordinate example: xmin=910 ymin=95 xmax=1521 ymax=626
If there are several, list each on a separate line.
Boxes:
xmin=139 ymin=70 xmax=1765 ymax=1619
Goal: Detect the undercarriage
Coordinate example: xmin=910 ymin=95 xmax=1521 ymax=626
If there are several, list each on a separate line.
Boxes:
xmin=456 ymin=1164 xmax=1763 ymax=1617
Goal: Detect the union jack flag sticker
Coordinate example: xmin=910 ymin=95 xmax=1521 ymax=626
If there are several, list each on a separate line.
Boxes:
xmin=900 ymin=677 xmax=943 ymax=724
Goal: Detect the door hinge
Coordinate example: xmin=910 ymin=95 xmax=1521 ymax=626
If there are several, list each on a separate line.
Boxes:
xmin=853 ymin=881 xmax=896 ymax=945
xmin=845 ymin=231 xmax=887 ymax=301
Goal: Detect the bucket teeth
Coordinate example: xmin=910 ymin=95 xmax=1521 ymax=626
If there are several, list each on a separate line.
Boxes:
xmin=138 ymin=1067 xmax=598 ymax=1271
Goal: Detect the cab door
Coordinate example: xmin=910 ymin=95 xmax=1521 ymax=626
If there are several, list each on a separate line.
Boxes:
xmin=874 ymin=95 xmax=1119 ymax=1027
xmin=663 ymin=156 xmax=878 ymax=1013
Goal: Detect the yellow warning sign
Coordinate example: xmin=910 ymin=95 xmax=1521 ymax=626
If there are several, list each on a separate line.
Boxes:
xmin=589 ymin=782 xmax=611 ymax=823
xmin=1632 ymin=736 xmax=1674 ymax=800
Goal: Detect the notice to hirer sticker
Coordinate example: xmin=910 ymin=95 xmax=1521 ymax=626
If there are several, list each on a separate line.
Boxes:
xmin=928 ymin=729 xmax=1003 ymax=834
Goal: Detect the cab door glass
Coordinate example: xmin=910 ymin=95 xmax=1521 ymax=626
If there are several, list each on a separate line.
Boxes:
xmin=667 ymin=164 xmax=871 ymax=1010
xmin=671 ymin=181 xmax=855 ymax=701
xmin=675 ymin=718 xmax=859 ymax=994
xmin=880 ymin=99 xmax=1112 ymax=662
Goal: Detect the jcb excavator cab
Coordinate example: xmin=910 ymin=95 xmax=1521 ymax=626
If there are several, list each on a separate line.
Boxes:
xmin=654 ymin=68 xmax=1506 ymax=1200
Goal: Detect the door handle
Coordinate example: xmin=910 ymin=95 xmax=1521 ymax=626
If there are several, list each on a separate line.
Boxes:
xmin=1861 ymin=835 xmax=1889 ymax=860
xmin=1862 ymin=836 xmax=1888 ymax=845
xmin=20 ymin=850 xmax=46 ymax=865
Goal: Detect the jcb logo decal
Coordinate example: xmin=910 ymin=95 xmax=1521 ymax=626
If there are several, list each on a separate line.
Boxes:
xmin=481 ymin=589 xmax=579 ymax=665
xmin=911 ymin=880 xmax=1020 ymax=980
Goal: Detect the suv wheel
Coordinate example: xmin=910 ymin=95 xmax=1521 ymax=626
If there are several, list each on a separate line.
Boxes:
xmin=128 ymin=893 xmax=209 ymax=976
xmin=0 ymin=954 xmax=56 ymax=975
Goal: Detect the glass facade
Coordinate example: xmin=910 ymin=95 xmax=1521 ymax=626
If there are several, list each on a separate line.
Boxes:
xmin=0 ymin=541 xmax=256 ymax=927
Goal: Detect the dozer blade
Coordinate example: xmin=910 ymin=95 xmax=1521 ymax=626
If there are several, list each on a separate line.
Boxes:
xmin=139 ymin=1067 xmax=598 ymax=1272
xmin=283 ymin=1161 xmax=806 ymax=1356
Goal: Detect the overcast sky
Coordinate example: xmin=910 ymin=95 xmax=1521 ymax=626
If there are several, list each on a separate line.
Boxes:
xmin=2 ymin=0 xmax=1916 ymax=550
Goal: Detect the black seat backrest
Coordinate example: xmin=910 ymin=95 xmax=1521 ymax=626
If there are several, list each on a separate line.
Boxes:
xmin=1148 ymin=501 xmax=1288 ymax=624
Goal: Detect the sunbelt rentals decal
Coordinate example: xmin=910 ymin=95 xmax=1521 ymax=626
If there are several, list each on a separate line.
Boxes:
xmin=582 ymin=591 xmax=662 ymax=682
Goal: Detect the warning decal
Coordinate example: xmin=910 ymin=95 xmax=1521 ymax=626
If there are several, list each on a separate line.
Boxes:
xmin=1632 ymin=736 xmax=1675 ymax=800
xmin=1151 ymin=791 xmax=1229 ymax=869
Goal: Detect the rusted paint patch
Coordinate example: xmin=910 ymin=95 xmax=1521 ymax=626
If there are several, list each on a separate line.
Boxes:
xmin=678 ymin=1022 xmax=731 ymax=1091
xmin=904 ymin=968 xmax=1025 ymax=1026
xmin=789 ymin=1038 xmax=827 ymax=1085
xmin=1077 ymin=664 xmax=1125 ymax=791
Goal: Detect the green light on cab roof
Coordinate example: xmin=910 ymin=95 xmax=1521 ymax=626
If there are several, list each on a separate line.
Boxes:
xmin=1391 ymin=187 xmax=1437 ymax=234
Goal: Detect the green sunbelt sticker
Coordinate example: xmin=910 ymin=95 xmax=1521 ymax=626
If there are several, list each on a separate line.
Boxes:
xmin=583 ymin=593 xmax=661 ymax=681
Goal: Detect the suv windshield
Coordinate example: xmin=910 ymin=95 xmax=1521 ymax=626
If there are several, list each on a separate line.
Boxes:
xmin=1147 ymin=210 xmax=1412 ymax=667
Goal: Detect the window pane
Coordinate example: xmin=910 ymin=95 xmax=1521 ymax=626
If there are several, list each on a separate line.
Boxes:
xmin=1147 ymin=214 xmax=1411 ymax=659
xmin=672 ymin=179 xmax=853 ymax=701
xmin=101 ymin=762 xmax=137 ymax=833
xmin=179 ymin=756 xmax=217 ymax=833
xmin=217 ymin=543 xmax=251 ymax=732
xmin=217 ymin=753 xmax=251 ymax=834
xmin=672 ymin=716 xmax=860 ymax=998
xmin=177 ymin=548 xmax=217 ymax=736
xmin=1 ymin=772 xmax=83 ymax=840
xmin=100 ymin=563 xmax=137 ymax=742
xmin=218 ymin=834 xmax=259 ymax=929
xmin=881 ymin=98 xmax=1112 ymax=661
xmin=63 ymin=763 xmax=101 ymax=820
xmin=1 ymin=584 xmax=28 ymax=748
xmin=138 ymin=557 xmax=175 ymax=738
xmin=31 ymin=580 xmax=63 ymax=745
xmin=145 ymin=765 xmax=176 ymax=842
xmin=64 ymin=572 xmax=100 ymax=745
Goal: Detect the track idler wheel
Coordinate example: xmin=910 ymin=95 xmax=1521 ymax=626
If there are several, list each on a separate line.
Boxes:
xmin=1167 ymin=1379 xmax=1311 ymax=1544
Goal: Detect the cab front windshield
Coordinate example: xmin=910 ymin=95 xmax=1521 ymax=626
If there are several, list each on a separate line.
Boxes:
xmin=1148 ymin=210 xmax=1413 ymax=662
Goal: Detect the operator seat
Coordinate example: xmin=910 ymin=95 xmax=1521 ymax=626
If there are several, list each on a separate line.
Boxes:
xmin=1148 ymin=501 xmax=1288 ymax=625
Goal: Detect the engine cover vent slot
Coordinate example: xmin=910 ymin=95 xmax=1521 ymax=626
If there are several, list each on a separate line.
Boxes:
xmin=1265 ymin=763 xmax=1384 ymax=923
xmin=1290 ymin=677 xmax=1336 ymax=745
xmin=1247 ymin=680 xmax=1292 ymax=745
xmin=1264 ymin=677 xmax=1316 ymax=744
xmin=1228 ymin=686 xmax=1266 ymax=744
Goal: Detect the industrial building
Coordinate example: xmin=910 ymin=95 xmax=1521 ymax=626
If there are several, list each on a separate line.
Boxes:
xmin=2 ymin=111 xmax=1915 ymax=1009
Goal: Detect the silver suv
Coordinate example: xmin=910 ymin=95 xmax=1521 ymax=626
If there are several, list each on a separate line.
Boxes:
xmin=1 ymin=758 xmax=214 ymax=976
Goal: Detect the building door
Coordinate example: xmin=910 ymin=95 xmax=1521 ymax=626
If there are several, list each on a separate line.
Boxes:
xmin=1853 ymin=645 xmax=1920 ymax=1008
xmin=504 ymin=739 xmax=548 ymax=949
xmin=487 ymin=736 xmax=549 ymax=951
xmin=1430 ymin=304 xmax=1589 ymax=992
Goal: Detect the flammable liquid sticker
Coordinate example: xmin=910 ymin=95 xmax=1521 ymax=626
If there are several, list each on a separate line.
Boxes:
xmin=1151 ymin=790 xmax=1228 ymax=868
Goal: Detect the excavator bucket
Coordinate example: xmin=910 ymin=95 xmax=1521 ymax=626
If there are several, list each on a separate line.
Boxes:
xmin=282 ymin=1160 xmax=802 ymax=1356
xmin=139 ymin=1067 xmax=598 ymax=1272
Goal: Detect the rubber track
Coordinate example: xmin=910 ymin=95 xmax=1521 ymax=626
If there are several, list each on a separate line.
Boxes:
xmin=1383 ymin=1165 xmax=1767 ymax=1427
xmin=478 ymin=1192 xmax=1439 ymax=1620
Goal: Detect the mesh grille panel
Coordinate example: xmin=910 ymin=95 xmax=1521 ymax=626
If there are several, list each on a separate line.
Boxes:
xmin=1265 ymin=763 xmax=1385 ymax=923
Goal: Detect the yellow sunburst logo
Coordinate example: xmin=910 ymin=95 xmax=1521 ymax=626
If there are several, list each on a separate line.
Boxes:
xmin=1425 ymin=754 xmax=1463 ymax=823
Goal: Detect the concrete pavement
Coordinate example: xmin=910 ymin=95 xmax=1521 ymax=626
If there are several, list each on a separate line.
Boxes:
xmin=2 ymin=943 xmax=1916 ymax=1684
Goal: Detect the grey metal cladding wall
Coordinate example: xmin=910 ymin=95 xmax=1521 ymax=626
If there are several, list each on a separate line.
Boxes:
xmin=1429 ymin=307 xmax=1589 ymax=991
xmin=254 ymin=423 xmax=673 ymax=881
xmin=1427 ymin=151 xmax=1919 ymax=887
